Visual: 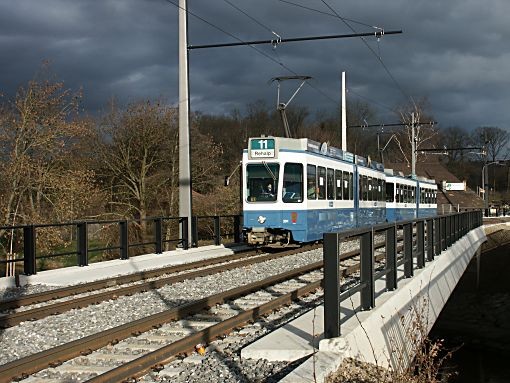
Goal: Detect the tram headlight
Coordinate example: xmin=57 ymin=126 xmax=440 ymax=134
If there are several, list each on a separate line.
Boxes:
xmin=257 ymin=215 xmax=267 ymax=224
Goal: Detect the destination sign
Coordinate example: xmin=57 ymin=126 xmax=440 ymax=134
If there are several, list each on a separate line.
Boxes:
xmin=250 ymin=138 xmax=275 ymax=158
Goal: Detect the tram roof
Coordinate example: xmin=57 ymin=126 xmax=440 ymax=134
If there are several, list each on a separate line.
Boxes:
xmin=248 ymin=136 xmax=385 ymax=172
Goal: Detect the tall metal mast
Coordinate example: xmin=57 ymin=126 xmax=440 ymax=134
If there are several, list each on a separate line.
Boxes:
xmin=179 ymin=0 xmax=193 ymax=245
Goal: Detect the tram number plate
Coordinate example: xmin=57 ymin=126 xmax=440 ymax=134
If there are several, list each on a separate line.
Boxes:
xmin=250 ymin=139 xmax=275 ymax=158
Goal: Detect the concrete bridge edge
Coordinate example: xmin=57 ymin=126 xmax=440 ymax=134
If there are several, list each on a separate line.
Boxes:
xmin=281 ymin=226 xmax=487 ymax=382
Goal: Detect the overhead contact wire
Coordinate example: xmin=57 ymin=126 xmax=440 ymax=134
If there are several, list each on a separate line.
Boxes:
xmin=164 ymin=0 xmax=339 ymax=106
xmin=319 ymin=0 xmax=416 ymax=108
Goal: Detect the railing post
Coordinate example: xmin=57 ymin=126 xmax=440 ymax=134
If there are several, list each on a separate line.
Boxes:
xmin=434 ymin=217 xmax=440 ymax=256
xmin=455 ymin=214 xmax=460 ymax=241
xmin=453 ymin=214 xmax=457 ymax=241
xmin=180 ymin=217 xmax=189 ymax=250
xmin=426 ymin=219 xmax=434 ymax=262
xmin=417 ymin=220 xmax=425 ymax=268
xmin=214 ymin=216 xmax=221 ymax=246
xmin=323 ymin=232 xmax=341 ymax=338
xmin=441 ymin=216 xmax=446 ymax=250
xmin=191 ymin=216 xmax=198 ymax=247
xmin=234 ymin=215 xmax=241 ymax=243
xmin=155 ymin=218 xmax=162 ymax=254
xmin=77 ymin=222 xmax=88 ymax=267
xmin=386 ymin=225 xmax=397 ymax=291
xmin=404 ymin=223 xmax=413 ymax=278
xmin=120 ymin=220 xmax=129 ymax=260
xmin=23 ymin=225 xmax=36 ymax=275
xmin=360 ymin=229 xmax=375 ymax=310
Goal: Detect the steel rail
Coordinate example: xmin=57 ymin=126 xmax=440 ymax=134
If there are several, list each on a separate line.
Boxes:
xmin=0 ymin=261 xmax=323 ymax=382
xmin=0 ymin=236 xmax=415 ymax=381
xmin=90 ymin=245 xmax=409 ymax=381
xmin=1 ymin=246 xmax=319 ymax=311
xmin=89 ymin=280 xmax=323 ymax=382
xmin=0 ymin=246 xmax=317 ymax=327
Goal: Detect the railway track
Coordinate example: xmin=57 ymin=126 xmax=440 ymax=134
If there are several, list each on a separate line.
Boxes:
xmin=1 ymin=261 xmax=325 ymax=382
xmin=0 ymin=237 xmax=400 ymax=383
xmin=0 ymin=245 xmax=323 ymax=328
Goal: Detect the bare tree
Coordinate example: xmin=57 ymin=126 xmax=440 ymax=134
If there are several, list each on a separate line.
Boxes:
xmin=0 ymin=72 xmax=96 ymax=231
xmin=473 ymin=126 xmax=509 ymax=162
xmin=95 ymin=100 xmax=178 ymax=232
xmin=394 ymin=99 xmax=439 ymax=167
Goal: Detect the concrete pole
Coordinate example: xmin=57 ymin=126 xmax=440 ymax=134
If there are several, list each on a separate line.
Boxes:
xmin=411 ymin=112 xmax=416 ymax=178
xmin=179 ymin=0 xmax=193 ymax=245
xmin=341 ymin=71 xmax=347 ymax=151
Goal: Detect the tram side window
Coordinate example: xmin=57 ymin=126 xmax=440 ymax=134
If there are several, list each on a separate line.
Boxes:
xmin=386 ymin=182 xmax=394 ymax=202
xmin=282 ymin=163 xmax=303 ymax=203
xmin=377 ymin=179 xmax=383 ymax=201
xmin=245 ymin=163 xmax=280 ymax=202
xmin=335 ymin=170 xmax=343 ymax=200
xmin=342 ymin=171 xmax=348 ymax=200
xmin=318 ymin=166 xmax=326 ymax=200
xmin=307 ymin=165 xmax=317 ymax=200
xmin=349 ymin=172 xmax=354 ymax=200
xmin=362 ymin=175 xmax=368 ymax=201
xmin=327 ymin=168 xmax=335 ymax=200
xmin=368 ymin=177 xmax=373 ymax=201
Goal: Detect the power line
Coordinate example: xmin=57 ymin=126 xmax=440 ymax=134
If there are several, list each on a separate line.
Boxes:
xmin=346 ymin=88 xmax=397 ymax=114
xmin=274 ymin=0 xmax=415 ymax=117
xmin=164 ymin=0 xmax=340 ymax=106
xmin=348 ymin=121 xmax=437 ymax=128
xmin=319 ymin=0 xmax=416 ymax=108
xmin=276 ymin=0 xmax=383 ymax=31
xmin=222 ymin=0 xmax=280 ymax=38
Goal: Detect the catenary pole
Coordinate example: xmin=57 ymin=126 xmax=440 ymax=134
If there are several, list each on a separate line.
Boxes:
xmin=341 ymin=71 xmax=347 ymax=151
xmin=411 ymin=112 xmax=416 ymax=178
xmin=179 ymin=0 xmax=193 ymax=246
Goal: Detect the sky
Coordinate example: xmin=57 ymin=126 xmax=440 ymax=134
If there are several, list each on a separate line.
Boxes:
xmin=0 ymin=0 xmax=509 ymax=133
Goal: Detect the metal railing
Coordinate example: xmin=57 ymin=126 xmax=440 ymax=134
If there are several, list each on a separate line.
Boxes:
xmin=0 ymin=214 xmax=243 ymax=277
xmin=323 ymin=210 xmax=483 ymax=339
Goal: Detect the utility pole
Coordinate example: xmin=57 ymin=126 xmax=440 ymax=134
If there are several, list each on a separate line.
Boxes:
xmin=341 ymin=71 xmax=347 ymax=151
xmin=179 ymin=0 xmax=193 ymax=246
xmin=484 ymin=131 xmax=489 ymax=212
xmin=411 ymin=112 xmax=416 ymax=178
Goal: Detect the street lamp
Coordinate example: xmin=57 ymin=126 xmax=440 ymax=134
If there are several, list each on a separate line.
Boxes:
xmin=482 ymin=161 xmax=504 ymax=213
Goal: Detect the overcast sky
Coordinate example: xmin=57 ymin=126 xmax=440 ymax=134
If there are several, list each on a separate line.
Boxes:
xmin=0 ymin=0 xmax=509 ymax=132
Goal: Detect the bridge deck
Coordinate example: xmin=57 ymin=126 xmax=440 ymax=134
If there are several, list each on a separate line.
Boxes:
xmin=242 ymin=226 xmax=487 ymax=383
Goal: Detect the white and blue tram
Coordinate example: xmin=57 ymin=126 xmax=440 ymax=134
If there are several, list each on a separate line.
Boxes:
xmin=243 ymin=136 xmax=388 ymax=245
xmin=242 ymin=136 xmax=438 ymax=245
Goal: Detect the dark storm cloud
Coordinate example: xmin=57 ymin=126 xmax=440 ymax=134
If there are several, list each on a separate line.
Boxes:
xmin=0 ymin=0 xmax=509 ymax=132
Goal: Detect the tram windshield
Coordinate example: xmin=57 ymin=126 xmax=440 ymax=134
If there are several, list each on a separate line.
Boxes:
xmin=246 ymin=163 xmax=280 ymax=202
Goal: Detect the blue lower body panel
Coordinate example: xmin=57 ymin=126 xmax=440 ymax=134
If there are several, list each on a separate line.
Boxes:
xmin=417 ymin=208 xmax=437 ymax=218
xmin=387 ymin=208 xmax=417 ymax=222
xmin=357 ymin=207 xmax=387 ymax=228
xmin=244 ymin=207 xmax=387 ymax=243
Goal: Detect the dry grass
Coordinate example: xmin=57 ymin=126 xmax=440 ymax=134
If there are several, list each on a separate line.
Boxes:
xmin=326 ymin=296 xmax=457 ymax=383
